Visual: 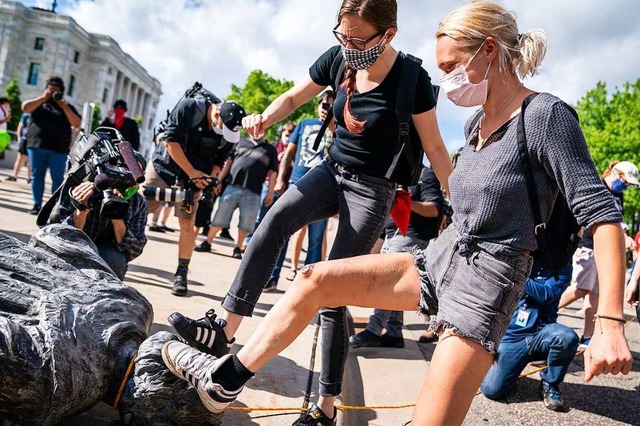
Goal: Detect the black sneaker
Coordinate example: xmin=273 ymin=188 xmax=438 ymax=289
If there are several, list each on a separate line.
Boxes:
xmin=540 ymin=380 xmax=567 ymax=412
xmin=28 ymin=205 xmax=41 ymax=215
xmin=380 ymin=334 xmax=405 ymax=348
xmin=232 ymin=247 xmax=242 ymax=259
xmin=168 ymin=309 xmax=234 ymax=357
xmin=172 ymin=272 xmax=188 ymax=296
xmin=148 ymin=224 xmax=166 ymax=233
xmin=195 ymin=241 xmax=212 ymax=252
xmin=263 ymin=278 xmax=278 ymax=293
xmin=219 ymin=228 xmax=234 ymax=241
xmin=5 ymin=176 xmax=17 ymax=182
xmin=292 ymin=403 xmax=336 ymax=426
xmin=161 ymin=224 xmax=175 ymax=232
xmin=349 ymin=329 xmax=381 ymax=348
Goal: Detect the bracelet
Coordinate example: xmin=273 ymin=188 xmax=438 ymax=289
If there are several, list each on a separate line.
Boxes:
xmin=593 ymin=314 xmax=626 ymax=334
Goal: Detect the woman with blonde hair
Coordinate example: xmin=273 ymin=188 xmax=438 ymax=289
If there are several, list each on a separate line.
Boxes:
xmin=163 ymin=2 xmax=632 ymax=424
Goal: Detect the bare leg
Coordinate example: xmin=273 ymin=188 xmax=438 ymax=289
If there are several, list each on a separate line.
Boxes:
xmin=558 ymin=286 xmax=589 ymax=309
xmin=205 ymin=226 xmax=222 ymax=244
xmin=161 ymin=205 xmax=172 ymax=225
xmin=237 ymin=230 xmax=248 ymax=250
xmin=412 ymin=335 xmax=493 ymax=425
xmin=582 ymin=291 xmax=599 ymax=339
xmin=178 ymin=218 xmax=197 ymax=260
xmin=236 ymin=252 xmax=420 ymax=372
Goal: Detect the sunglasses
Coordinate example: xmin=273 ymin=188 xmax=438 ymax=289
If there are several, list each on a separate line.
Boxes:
xmin=333 ymin=24 xmax=382 ymax=51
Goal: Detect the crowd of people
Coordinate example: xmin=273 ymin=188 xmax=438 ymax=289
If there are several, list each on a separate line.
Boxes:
xmin=1 ymin=0 xmax=637 ymax=424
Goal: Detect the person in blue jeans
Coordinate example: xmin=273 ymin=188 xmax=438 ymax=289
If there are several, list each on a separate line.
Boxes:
xmin=481 ymin=265 xmax=579 ymax=412
xmin=22 ymin=77 xmax=80 ymax=215
xmin=22 ymin=76 xmax=81 ymax=215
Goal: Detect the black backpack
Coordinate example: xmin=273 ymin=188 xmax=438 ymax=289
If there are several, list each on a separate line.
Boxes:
xmin=313 ymin=51 xmax=435 ymax=186
xmin=517 ymin=94 xmax=582 ymax=273
xmin=152 ymin=82 xmax=221 ymax=186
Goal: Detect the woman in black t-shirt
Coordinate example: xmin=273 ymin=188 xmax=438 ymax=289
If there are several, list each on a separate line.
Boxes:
xmin=166 ymin=0 xmax=452 ymax=423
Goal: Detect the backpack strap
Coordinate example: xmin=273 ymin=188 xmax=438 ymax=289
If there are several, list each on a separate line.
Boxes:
xmin=516 ymin=93 xmax=545 ymax=239
xmin=385 ymin=52 xmax=422 ymax=181
xmin=517 ymin=94 xmax=579 ymax=242
xmin=312 ymin=51 xmax=344 ymax=151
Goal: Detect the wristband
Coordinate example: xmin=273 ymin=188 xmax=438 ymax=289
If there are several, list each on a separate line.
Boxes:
xmin=593 ymin=314 xmax=626 ymax=334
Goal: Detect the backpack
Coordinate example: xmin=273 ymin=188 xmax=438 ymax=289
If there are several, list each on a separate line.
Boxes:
xmin=313 ymin=51 xmax=434 ymax=186
xmin=517 ymin=94 xmax=582 ymax=273
xmin=152 ymin=82 xmax=221 ymax=186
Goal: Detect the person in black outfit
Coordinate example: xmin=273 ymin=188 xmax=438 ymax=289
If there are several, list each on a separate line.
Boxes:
xmin=22 ymin=76 xmax=81 ymax=215
xmin=144 ymin=94 xmax=246 ymax=296
xmin=195 ymin=136 xmax=278 ymax=259
xmin=101 ymin=99 xmax=140 ymax=151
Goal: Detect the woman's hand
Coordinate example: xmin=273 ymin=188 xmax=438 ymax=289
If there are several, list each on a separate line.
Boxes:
xmin=625 ymin=282 xmax=639 ymax=306
xmin=242 ymin=114 xmax=268 ymax=140
xmin=583 ymin=320 xmax=633 ymax=381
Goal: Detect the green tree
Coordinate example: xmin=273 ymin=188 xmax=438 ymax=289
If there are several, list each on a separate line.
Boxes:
xmin=90 ymin=102 xmax=102 ymax=133
xmin=575 ymin=78 xmax=640 ymax=226
xmin=227 ymin=70 xmax=317 ymax=142
xmin=5 ymin=78 xmax=22 ymax=130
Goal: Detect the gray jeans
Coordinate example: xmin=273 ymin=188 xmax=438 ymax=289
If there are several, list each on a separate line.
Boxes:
xmin=366 ymin=234 xmax=429 ymax=338
xmin=222 ymin=159 xmax=396 ymax=396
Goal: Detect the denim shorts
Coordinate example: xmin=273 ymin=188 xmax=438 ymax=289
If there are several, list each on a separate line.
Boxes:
xmin=412 ymin=226 xmax=533 ymax=353
xmin=211 ymin=184 xmax=261 ymax=233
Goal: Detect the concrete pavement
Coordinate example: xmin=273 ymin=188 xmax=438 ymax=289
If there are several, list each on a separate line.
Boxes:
xmin=1 ymin=146 xmax=639 ymax=425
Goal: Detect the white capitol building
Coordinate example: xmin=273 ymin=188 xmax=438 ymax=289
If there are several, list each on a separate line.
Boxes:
xmin=0 ymin=0 xmax=162 ymax=150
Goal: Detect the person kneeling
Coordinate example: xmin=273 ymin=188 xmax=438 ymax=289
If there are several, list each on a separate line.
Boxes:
xmin=59 ymin=180 xmax=148 ymax=280
xmin=481 ymin=265 xmax=579 ymax=412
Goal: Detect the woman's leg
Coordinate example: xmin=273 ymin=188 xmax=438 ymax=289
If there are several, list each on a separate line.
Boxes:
xmin=237 ymin=252 xmax=420 ymax=371
xmin=412 ymin=335 xmax=494 ymax=425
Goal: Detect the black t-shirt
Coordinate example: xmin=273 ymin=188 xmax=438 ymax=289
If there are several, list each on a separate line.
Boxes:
xmin=384 ymin=167 xmax=443 ymax=241
xmin=229 ymin=138 xmax=278 ymax=195
xmin=163 ymin=98 xmax=233 ymax=183
xmin=309 ymin=45 xmax=437 ymax=180
xmin=578 ymin=179 xmax=623 ymax=250
xmin=27 ymin=100 xmax=79 ymax=154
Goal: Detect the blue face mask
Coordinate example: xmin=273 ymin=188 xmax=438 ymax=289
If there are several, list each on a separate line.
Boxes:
xmin=611 ymin=178 xmax=628 ymax=194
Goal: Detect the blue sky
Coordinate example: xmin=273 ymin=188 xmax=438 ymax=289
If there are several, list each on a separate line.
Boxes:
xmin=20 ymin=0 xmax=640 ymax=152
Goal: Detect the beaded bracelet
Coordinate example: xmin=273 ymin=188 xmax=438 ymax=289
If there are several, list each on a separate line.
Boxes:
xmin=593 ymin=314 xmax=626 ymax=334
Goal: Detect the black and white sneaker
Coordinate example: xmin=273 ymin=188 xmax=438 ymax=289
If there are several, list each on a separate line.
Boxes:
xmin=162 ymin=341 xmax=243 ymax=414
xmin=292 ymin=403 xmax=336 ymax=426
xmin=168 ymin=309 xmax=233 ymax=357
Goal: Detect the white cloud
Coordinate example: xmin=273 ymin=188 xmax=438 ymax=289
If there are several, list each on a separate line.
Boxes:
xmin=35 ymin=0 xmax=640 ymax=148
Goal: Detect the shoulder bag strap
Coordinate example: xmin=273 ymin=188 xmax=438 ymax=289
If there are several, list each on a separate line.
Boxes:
xmin=312 ymin=52 xmax=344 ymax=152
xmin=516 ymin=93 xmax=545 ymax=240
xmin=385 ymin=52 xmax=422 ymax=180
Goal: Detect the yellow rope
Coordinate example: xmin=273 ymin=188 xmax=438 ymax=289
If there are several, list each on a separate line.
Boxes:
xmin=232 ymin=315 xmax=636 ymax=411
xmin=113 ymin=354 xmax=138 ymax=410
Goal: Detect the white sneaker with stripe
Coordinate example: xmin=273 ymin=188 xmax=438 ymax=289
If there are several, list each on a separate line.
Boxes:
xmin=161 ymin=340 xmax=243 ymax=413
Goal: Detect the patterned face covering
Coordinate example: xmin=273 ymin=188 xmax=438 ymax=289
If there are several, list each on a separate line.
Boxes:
xmin=341 ymin=35 xmax=386 ymax=70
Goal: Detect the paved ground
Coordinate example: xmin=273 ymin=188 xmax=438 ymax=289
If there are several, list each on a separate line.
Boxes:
xmin=1 ymin=146 xmax=640 ymax=425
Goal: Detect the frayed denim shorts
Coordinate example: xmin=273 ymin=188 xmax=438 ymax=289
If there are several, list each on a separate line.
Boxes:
xmin=411 ymin=226 xmax=533 ymax=353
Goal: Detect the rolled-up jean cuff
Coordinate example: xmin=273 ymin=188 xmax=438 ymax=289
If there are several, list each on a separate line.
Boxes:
xmin=319 ymin=380 xmax=341 ymax=397
xmin=221 ymin=293 xmax=256 ymax=317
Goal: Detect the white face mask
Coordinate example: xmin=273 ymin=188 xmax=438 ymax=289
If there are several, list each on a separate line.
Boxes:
xmin=440 ymin=45 xmax=491 ymax=107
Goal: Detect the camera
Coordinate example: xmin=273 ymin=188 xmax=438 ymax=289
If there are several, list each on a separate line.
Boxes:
xmin=52 ymin=92 xmax=63 ymax=101
xmin=142 ymin=177 xmax=218 ymax=214
xmin=321 ymin=102 xmax=331 ymax=111
xmin=67 ymin=128 xmax=145 ymax=219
